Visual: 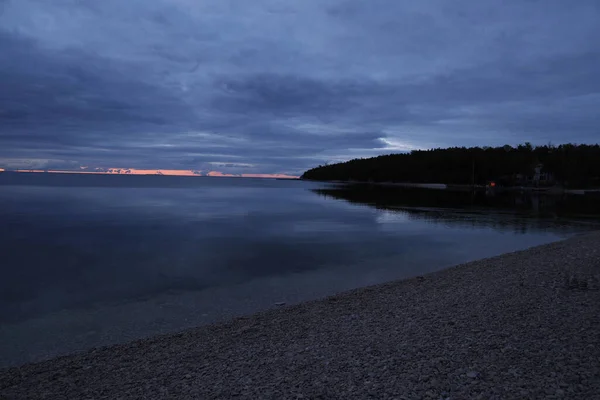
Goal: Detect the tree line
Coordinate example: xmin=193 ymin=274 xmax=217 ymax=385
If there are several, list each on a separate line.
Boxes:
xmin=301 ymin=143 xmax=600 ymax=188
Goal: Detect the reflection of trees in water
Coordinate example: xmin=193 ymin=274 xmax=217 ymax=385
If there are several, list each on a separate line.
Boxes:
xmin=313 ymin=185 xmax=600 ymax=234
xmin=382 ymin=208 xmax=566 ymax=234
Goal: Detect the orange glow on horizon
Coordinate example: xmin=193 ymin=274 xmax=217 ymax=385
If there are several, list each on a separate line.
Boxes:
xmin=102 ymin=169 xmax=201 ymax=176
xmin=240 ymin=173 xmax=298 ymax=179
xmin=11 ymin=168 xmax=298 ymax=179
xmin=207 ymin=171 xmax=233 ymax=177
xmin=206 ymin=171 xmax=298 ymax=179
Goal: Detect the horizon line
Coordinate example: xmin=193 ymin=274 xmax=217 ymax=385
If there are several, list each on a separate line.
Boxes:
xmin=2 ymin=168 xmax=299 ymax=179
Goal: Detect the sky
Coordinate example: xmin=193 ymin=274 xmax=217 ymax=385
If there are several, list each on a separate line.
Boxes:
xmin=1 ymin=0 xmax=599 ymax=176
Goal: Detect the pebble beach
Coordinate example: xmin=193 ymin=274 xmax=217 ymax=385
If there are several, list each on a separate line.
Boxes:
xmin=1 ymin=232 xmax=599 ymax=399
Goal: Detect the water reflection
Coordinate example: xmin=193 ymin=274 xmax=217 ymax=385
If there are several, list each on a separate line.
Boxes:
xmin=313 ymin=184 xmax=600 ymax=233
xmin=2 ymin=176 xmax=596 ymax=367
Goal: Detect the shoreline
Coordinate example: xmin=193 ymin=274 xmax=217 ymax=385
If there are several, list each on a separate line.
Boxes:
xmin=2 ymin=232 xmax=600 ymax=399
xmin=0 ymin=233 xmax=573 ymax=369
xmin=305 ymin=178 xmax=600 ymax=195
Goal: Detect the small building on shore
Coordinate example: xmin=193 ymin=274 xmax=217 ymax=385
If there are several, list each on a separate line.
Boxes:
xmin=508 ymin=164 xmax=555 ymax=187
xmin=487 ymin=163 xmax=556 ymax=193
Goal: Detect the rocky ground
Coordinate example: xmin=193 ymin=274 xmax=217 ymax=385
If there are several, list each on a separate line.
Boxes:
xmin=1 ymin=232 xmax=599 ymax=399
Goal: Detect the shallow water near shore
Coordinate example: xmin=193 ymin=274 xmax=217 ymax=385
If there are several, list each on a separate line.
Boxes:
xmin=1 ymin=173 xmax=599 ymax=367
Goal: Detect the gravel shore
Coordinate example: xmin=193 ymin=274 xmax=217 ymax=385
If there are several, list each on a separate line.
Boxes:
xmin=1 ymin=232 xmax=599 ymax=399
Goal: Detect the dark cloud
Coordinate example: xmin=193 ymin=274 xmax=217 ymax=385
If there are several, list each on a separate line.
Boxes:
xmin=411 ymin=52 xmax=600 ymax=106
xmin=211 ymin=74 xmax=395 ymax=118
xmin=0 ymin=0 xmax=599 ymax=174
xmin=0 ymin=32 xmax=196 ymax=139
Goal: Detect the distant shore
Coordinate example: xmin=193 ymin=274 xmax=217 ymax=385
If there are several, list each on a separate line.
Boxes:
xmin=2 ymin=232 xmax=599 ymax=399
xmin=304 ymin=178 xmax=600 ymax=195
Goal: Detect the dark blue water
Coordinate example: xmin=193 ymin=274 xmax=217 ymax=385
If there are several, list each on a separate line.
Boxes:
xmin=0 ymin=173 xmax=596 ymax=366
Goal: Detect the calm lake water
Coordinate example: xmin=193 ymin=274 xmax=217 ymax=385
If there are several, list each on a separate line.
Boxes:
xmin=1 ymin=173 xmax=599 ymax=366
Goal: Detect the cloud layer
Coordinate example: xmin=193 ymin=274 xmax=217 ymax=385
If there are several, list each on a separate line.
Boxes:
xmin=1 ymin=0 xmax=599 ymax=174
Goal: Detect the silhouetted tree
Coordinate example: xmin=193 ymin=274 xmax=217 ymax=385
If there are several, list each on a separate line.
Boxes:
xmin=301 ymin=143 xmax=600 ymax=188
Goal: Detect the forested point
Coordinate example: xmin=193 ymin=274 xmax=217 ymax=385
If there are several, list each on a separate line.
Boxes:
xmin=301 ymin=143 xmax=600 ymax=188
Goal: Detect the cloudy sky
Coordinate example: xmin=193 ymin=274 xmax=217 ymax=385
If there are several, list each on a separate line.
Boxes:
xmin=1 ymin=0 xmax=599 ymax=175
